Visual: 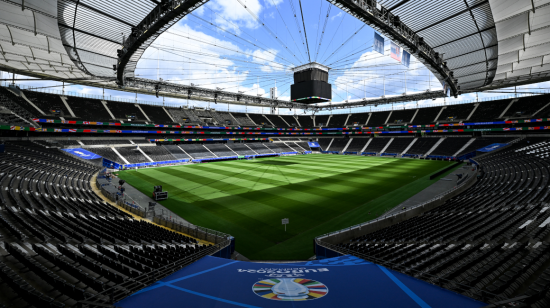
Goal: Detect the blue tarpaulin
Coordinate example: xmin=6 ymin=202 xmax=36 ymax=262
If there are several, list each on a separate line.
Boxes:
xmin=116 ymin=255 xmax=485 ymax=308
xmin=476 ymin=143 xmax=508 ymax=153
xmin=62 ymin=148 xmax=102 ymax=159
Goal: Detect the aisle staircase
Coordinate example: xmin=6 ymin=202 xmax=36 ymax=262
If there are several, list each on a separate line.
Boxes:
xmin=401 ymin=138 xmax=418 ymax=156
xmin=452 ymin=138 xmax=476 ymax=157
xmin=424 ymin=137 xmax=445 ymax=156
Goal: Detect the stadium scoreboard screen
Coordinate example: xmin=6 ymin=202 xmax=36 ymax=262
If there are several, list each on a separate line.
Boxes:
xmin=290 ymin=62 xmax=332 ymax=104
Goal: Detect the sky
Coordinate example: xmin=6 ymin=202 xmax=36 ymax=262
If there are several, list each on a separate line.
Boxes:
xmin=2 ymin=0 xmax=550 ymax=115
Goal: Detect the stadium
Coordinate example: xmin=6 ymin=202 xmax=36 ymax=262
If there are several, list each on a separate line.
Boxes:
xmin=1 ymin=0 xmax=550 ymax=307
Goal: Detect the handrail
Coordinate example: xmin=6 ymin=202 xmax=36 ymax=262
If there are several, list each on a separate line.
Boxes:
xmin=80 ymin=238 xmax=231 ymax=307
xmin=314 ymin=238 xmax=508 ymax=303
xmin=4 ymin=83 xmax=548 ymax=115
xmin=316 ymin=167 xmax=478 ymax=240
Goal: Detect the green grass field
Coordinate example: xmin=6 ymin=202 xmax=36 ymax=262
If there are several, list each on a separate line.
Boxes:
xmin=117 ymin=154 xmax=454 ymax=260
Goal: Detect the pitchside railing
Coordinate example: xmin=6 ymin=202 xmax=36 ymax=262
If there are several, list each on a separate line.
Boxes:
xmin=96 ymin=170 xmax=146 ymax=216
xmin=314 ymin=239 xmax=509 ymax=304
xmin=79 ymin=237 xmax=232 ymax=307
xmin=152 ymin=216 xmax=230 ymax=244
xmin=316 ymin=166 xmax=478 ymax=242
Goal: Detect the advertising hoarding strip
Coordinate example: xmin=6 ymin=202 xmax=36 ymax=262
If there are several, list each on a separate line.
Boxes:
xmin=32 ymin=117 xmax=550 ymax=131
xmin=4 ymin=124 xmax=550 ymax=135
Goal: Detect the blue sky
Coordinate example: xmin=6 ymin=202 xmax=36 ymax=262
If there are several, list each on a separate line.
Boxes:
xmin=2 ymin=0 xmax=550 ymax=115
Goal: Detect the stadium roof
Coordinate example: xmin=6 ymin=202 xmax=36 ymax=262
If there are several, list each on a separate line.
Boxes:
xmin=377 ymin=0 xmax=497 ymax=91
xmin=0 ymin=0 xmax=549 ymax=108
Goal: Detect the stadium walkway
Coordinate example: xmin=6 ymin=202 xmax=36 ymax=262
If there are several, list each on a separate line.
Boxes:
xmin=108 ymin=173 xmax=249 ymax=259
xmin=385 ymin=163 xmax=477 ymax=216
xmin=110 ymin=173 xmax=192 ymax=223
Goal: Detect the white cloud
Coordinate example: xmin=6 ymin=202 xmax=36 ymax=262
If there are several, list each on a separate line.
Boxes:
xmin=264 ymin=0 xmax=283 ymax=7
xmin=133 ymin=22 xmax=289 ymax=103
xmin=329 ymin=41 xmax=441 ymax=104
xmin=208 ymin=0 xmax=264 ymax=33
xmin=251 ymin=49 xmax=286 ymax=72
xmin=331 ymin=12 xmax=343 ymax=21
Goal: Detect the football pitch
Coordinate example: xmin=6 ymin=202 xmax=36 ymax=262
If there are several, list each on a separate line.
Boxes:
xmin=117 ymin=154 xmax=454 ymax=260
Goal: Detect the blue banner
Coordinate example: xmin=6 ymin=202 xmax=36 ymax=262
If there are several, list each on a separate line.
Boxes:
xmin=476 ymin=143 xmax=508 ymax=153
xmin=103 ymin=158 xmax=123 ymax=169
xmin=402 ymin=50 xmax=410 ymax=68
xmin=116 ymin=255 xmax=485 ymax=308
xmin=124 ymin=159 xmax=189 ymax=168
xmin=374 ymin=33 xmax=384 ymax=54
xmin=62 ymin=148 xmax=102 ymax=160
xmin=308 ymin=142 xmax=320 ymax=147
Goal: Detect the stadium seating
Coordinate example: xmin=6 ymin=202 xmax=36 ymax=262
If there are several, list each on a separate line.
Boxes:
xmin=194 ymin=109 xmax=212 ymax=119
xmin=87 ymin=147 xmax=122 ymax=162
xmin=245 ymin=143 xmax=274 ymax=154
xmin=80 ymin=139 xmax=132 ymax=145
xmin=346 ymin=138 xmax=369 ymax=152
xmin=411 ymin=107 xmax=442 ymax=124
xmin=179 ymin=144 xmax=216 ymax=158
xmin=0 ymin=105 xmax=29 ymax=126
xmin=297 ymin=115 xmax=314 ymax=127
xmin=64 ymin=96 xmax=113 ymax=121
xmin=505 ymin=95 xmax=550 ymax=118
xmin=22 ymin=90 xmax=70 ymax=118
xmin=168 ymin=107 xmax=202 ymax=124
xmin=318 ymin=138 xmax=333 ymax=151
xmin=6 ymin=88 xmax=550 ymax=131
xmin=406 ymin=138 xmax=440 ymax=155
xmin=0 ymin=141 xmax=210 ymax=307
xmin=167 ymin=107 xmax=188 ymax=124
xmin=454 ymin=137 xmax=515 ymax=157
xmin=430 ymin=137 xmax=471 ymax=156
xmin=367 ymin=111 xmax=391 ymax=126
xmin=45 ymin=140 xmax=82 ymax=146
xmin=115 ymin=147 xmax=150 ymax=163
xmin=104 ymin=100 xmax=144 ymax=121
xmin=280 ymin=115 xmax=299 ymax=127
xmin=139 ymin=104 xmax=174 ymax=123
xmin=384 ymin=138 xmax=414 ymax=154
xmin=327 ymin=114 xmax=349 ymax=127
xmin=205 ymin=144 xmax=237 ymax=157
xmin=132 ymin=140 xmax=152 ymax=145
xmin=438 ymin=104 xmax=474 ymax=122
xmin=247 ymin=113 xmax=270 ymax=126
xmin=226 ymin=143 xmax=257 ymax=155
xmin=210 ymin=111 xmax=236 ymax=126
xmin=231 ymin=113 xmax=256 ymax=126
xmin=163 ymin=145 xmax=191 ymax=159
xmin=140 ymin=146 xmax=176 ymax=161
xmin=315 ymin=115 xmax=330 ymax=127
xmin=346 ymin=113 xmax=368 ymax=126
xmin=264 ymin=114 xmax=288 ymax=127
xmin=387 ymin=109 xmax=416 ymax=124
xmin=468 ymin=99 xmax=509 ymax=122
xmin=364 ymin=138 xmax=391 ymax=153
xmin=329 ymin=138 xmax=350 ymax=152
xmin=0 ymin=87 xmax=39 ymax=118
xmin=335 ymin=139 xmax=550 ymax=304
xmin=294 ymin=142 xmax=310 ymax=151
xmin=270 ymin=142 xmax=294 ymax=152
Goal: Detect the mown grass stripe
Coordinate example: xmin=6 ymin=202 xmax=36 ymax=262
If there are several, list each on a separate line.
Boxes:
xmin=117 ymin=155 xmax=452 ymax=260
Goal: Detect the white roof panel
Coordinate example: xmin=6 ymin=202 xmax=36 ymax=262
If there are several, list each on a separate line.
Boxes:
xmin=495 ymin=12 xmax=529 ymax=41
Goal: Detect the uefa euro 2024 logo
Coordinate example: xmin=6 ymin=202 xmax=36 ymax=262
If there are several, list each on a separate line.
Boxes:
xmin=239 ymin=267 xmax=329 ymax=301
xmin=253 ymin=278 xmax=328 ymax=301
